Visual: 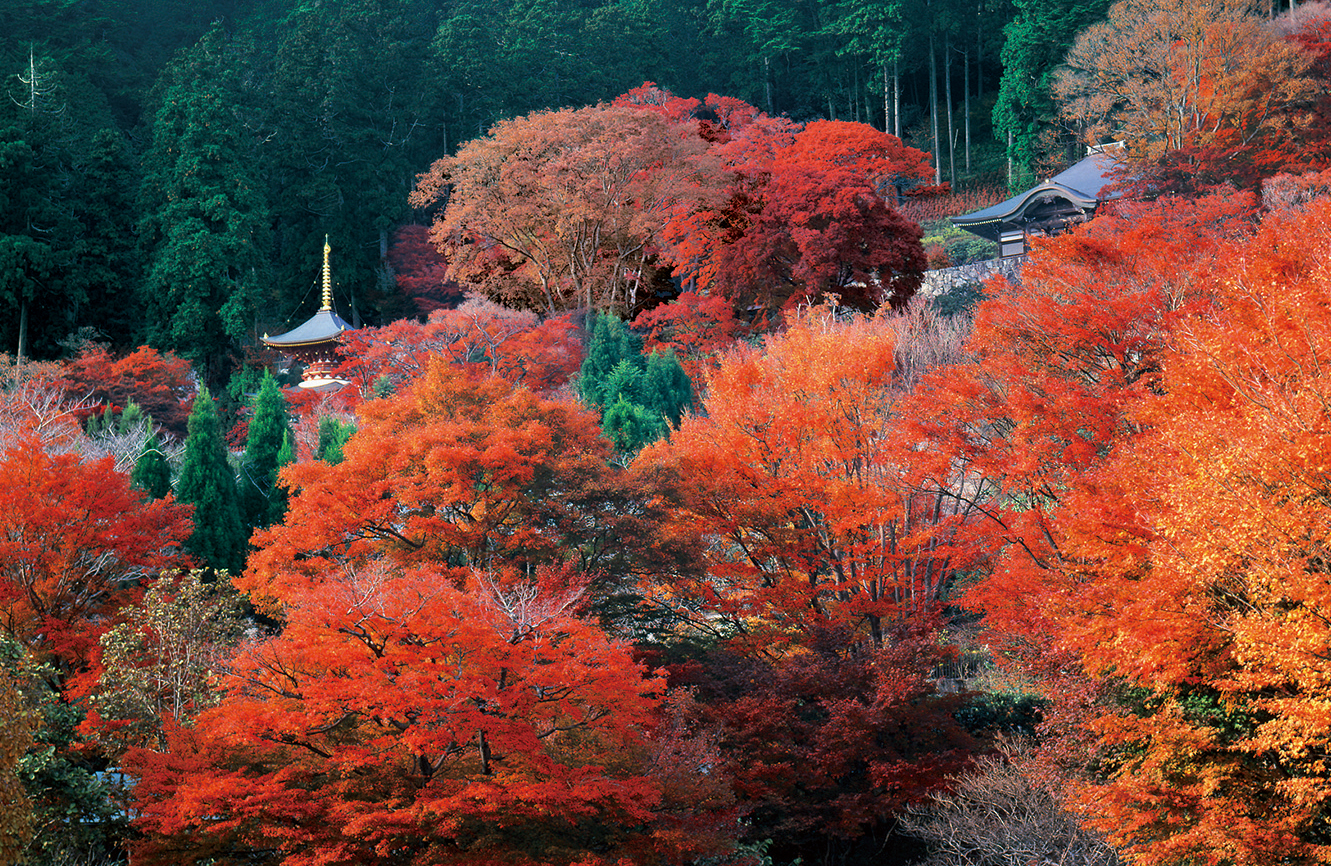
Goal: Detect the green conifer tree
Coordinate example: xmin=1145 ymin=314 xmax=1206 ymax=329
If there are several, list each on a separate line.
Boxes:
xmin=579 ymin=312 xmax=645 ymax=409
xmin=176 ymin=387 xmax=244 ymax=573
xmin=131 ymin=433 xmax=173 ymax=501
xmin=601 ymin=395 xmax=661 ymax=456
xmin=270 ymin=430 xmax=295 ymax=525
xmin=315 ymin=415 xmax=354 ymax=465
xmin=601 ymin=359 xmax=646 ymax=409
xmin=239 ymin=371 xmax=289 ymax=532
xmin=642 ymin=348 xmax=693 ymax=429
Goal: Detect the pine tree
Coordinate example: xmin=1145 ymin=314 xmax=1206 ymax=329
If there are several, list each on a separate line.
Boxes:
xmin=176 ymin=387 xmax=244 ymax=573
xmin=132 ymin=433 xmax=173 ymax=501
xmin=239 ymin=371 xmax=289 ymax=532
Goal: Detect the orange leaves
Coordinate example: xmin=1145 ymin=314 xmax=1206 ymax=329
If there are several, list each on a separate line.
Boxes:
xmin=136 ymin=360 xmax=727 ymax=864
xmin=1056 ymin=0 xmax=1319 ymax=187
xmin=244 ymin=361 xmax=611 ymax=609
xmin=989 ymin=199 xmax=1331 ymax=862
xmin=642 ymin=307 xmax=970 ymax=650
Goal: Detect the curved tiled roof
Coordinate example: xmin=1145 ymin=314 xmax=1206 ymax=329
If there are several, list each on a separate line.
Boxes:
xmin=262 ymin=308 xmax=353 ymax=348
xmin=951 ymin=151 xmax=1120 ymax=242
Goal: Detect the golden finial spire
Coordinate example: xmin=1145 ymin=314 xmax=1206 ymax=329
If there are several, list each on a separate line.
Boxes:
xmin=321 ymin=235 xmax=332 ymax=312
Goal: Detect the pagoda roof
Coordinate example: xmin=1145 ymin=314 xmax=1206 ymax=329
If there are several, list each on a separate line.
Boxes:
xmin=951 ymin=150 xmax=1121 ymax=242
xmin=262 ymin=308 xmax=353 ymax=348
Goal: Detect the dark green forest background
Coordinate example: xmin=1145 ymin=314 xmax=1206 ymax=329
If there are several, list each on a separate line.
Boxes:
xmin=0 ymin=0 xmax=1102 ymax=382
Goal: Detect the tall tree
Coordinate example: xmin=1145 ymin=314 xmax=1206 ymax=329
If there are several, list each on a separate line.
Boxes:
xmin=412 ymin=102 xmax=721 ymax=317
xmin=256 ymin=0 xmax=443 ymax=330
xmin=660 ymin=114 xmax=932 ymax=312
xmin=1054 ymin=0 xmax=1319 ymax=190
xmin=175 ymin=387 xmax=244 ymax=574
xmin=992 ymin=0 xmax=1110 ymax=182
xmin=238 ymin=370 xmax=289 ymax=532
xmin=637 ymin=307 xmax=979 ymax=860
xmin=1047 ymin=197 xmax=1331 ymax=866
xmin=137 ymin=25 xmax=270 ymax=385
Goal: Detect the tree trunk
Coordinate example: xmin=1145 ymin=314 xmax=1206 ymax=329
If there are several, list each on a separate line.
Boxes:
xmin=963 ymin=44 xmax=971 ymax=174
xmin=894 ymin=58 xmax=901 ymax=139
xmin=976 ymin=3 xmax=983 ymax=100
xmin=930 ymin=30 xmax=941 ymax=184
xmin=16 ymin=298 xmax=27 ymax=370
xmin=883 ymin=62 xmax=890 ymax=134
xmin=763 ymin=56 xmax=774 ymax=116
xmin=1008 ymin=129 xmax=1014 ymax=186
xmin=945 ymin=34 xmax=955 ymax=184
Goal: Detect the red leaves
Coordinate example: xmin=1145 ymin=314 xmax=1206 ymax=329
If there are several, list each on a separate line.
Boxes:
xmin=58 ymin=345 xmax=194 ymax=437
xmin=0 ymin=435 xmax=191 ymax=668
xmin=656 ymin=113 xmax=930 ymax=313
xmin=386 ymin=224 xmax=465 ymax=315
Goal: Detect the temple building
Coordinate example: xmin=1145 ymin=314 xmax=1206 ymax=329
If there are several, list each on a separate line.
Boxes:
xmin=262 ymin=237 xmax=354 ymax=391
xmin=951 ymin=145 xmax=1122 ymax=258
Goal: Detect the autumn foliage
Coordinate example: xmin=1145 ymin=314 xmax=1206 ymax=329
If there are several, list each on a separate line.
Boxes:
xmin=1050 ymin=199 xmax=1331 ymax=864
xmin=0 ymin=436 xmax=191 ymax=669
xmin=58 ymin=345 xmax=194 ymax=438
xmin=130 ymin=362 xmax=733 ymax=865
xmin=414 ymin=87 xmax=932 ymax=320
xmin=638 ymin=308 xmax=978 ymax=858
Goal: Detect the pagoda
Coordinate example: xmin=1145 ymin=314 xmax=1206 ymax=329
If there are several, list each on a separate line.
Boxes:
xmin=262 ymin=237 xmax=354 ymax=391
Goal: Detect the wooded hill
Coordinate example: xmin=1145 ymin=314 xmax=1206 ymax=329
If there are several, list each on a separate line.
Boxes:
xmin=1 ymin=0 xmax=1096 ymax=382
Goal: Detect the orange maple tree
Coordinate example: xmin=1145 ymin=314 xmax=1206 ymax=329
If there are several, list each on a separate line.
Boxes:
xmin=639 ymin=95 xmax=932 ymax=313
xmin=642 ymin=307 xmax=976 ymax=650
xmin=637 ymin=308 xmax=978 ymax=858
xmin=1056 ymin=0 xmax=1321 ymax=192
xmin=128 ymin=562 xmax=726 ymax=866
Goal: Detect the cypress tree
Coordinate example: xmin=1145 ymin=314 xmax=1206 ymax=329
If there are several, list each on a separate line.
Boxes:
xmin=239 ymin=370 xmax=290 ymax=532
xmin=270 ymin=430 xmax=295 ymax=525
xmin=601 ymin=395 xmax=661 ymax=456
xmin=131 ymin=432 xmax=172 ymax=501
xmin=642 ymin=348 xmax=693 ymax=429
xmin=579 ymin=313 xmax=644 ymax=409
xmin=601 ymin=359 xmax=646 ymax=409
xmin=316 ymin=415 xmax=354 ymax=465
xmin=176 ymin=387 xmax=244 ymax=573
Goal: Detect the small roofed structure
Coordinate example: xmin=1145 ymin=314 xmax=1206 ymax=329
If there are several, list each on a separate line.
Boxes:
xmin=952 ymin=145 xmax=1122 ymax=258
xmin=262 ymin=237 xmax=354 ymax=391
